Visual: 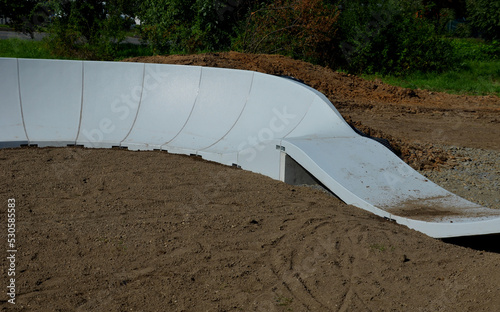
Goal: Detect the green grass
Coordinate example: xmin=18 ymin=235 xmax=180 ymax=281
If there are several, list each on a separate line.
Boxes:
xmin=0 ymin=38 xmax=57 ymax=59
xmin=113 ymin=43 xmax=153 ymax=60
xmin=363 ymin=60 xmax=500 ymax=96
xmin=0 ymin=38 xmax=153 ymax=61
xmin=362 ymin=38 xmax=500 ymax=96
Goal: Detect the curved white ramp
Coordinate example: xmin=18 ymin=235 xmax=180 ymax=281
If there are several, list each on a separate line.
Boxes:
xmin=1 ymin=57 xmax=499 ymax=238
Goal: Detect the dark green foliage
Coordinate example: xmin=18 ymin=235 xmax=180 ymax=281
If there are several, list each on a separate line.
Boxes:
xmin=466 ymin=0 xmax=500 ymax=41
xmin=336 ymin=0 xmax=459 ymax=75
xmin=137 ymin=0 xmax=261 ymax=55
xmin=233 ymin=0 xmax=461 ymax=75
xmin=137 ymin=0 xmax=185 ymax=55
xmin=449 ymin=38 xmax=500 ymax=61
xmin=0 ymin=0 xmax=51 ymax=38
xmin=2 ymin=0 xmax=498 ymax=81
xmin=46 ymin=0 xmax=139 ymax=60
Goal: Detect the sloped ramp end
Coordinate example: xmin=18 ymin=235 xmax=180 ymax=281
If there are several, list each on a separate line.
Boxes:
xmin=281 ymin=136 xmax=500 ymax=238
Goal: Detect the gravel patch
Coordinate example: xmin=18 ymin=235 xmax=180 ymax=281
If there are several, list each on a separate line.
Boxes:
xmin=420 ymin=145 xmax=500 ymax=210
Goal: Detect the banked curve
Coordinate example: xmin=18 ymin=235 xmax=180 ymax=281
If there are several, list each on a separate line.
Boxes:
xmin=1 ymin=57 xmax=499 ymax=238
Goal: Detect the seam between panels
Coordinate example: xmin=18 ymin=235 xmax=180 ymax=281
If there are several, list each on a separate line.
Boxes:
xmin=17 ymin=59 xmax=30 ymax=144
xmin=199 ymin=71 xmax=255 ymax=153
xmin=120 ymin=63 xmax=146 ymax=147
xmin=160 ymin=66 xmax=203 ymax=150
xmin=75 ymin=61 xmax=85 ymax=144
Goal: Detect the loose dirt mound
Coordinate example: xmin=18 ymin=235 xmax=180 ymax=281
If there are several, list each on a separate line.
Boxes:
xmin=1 ymin=52 xmax=499 ymax=311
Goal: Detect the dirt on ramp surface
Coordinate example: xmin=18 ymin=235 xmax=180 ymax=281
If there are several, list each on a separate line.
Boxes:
xmin=0 ymin=52 xmax=499 ymax=311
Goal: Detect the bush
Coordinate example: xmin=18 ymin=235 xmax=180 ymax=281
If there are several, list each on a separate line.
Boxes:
xmin=138 ymin=0 xmax=260 ymax=55
xmin=337 ymin=0 xmax=459 ymax=75
xmin=234 ymin=0 xmax=460 ymax=75
xmin=137 ymin=0 xmax=179 ymax=55
xmin=0 ymin=0 xmax=52 ymax=38
xmin=45 ymin=0 xmax=137 ymax=60
xmin=233 ymin=0 xmax=340 ymax=65
xmin=449 ymin=38 xmax=500 ymax=62
xmin=466 ymin=0 xmax=500 ymax=41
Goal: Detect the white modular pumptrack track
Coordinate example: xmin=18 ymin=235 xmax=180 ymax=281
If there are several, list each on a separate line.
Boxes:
xmin=1 ymin=57 xmax=499 ymax=238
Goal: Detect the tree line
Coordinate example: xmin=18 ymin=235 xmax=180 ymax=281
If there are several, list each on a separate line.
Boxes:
xmin=1 ymin=0 xmax=498 ymax=75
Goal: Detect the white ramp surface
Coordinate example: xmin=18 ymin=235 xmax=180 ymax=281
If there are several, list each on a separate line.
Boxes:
xmin=19 ymin=59 xmax=83 ymax=146
xmin=123 ymin=64 xmax=202 ymax=150
xmin=166 ymin=67 xmax=253 ymax=152
xmin=1 ymin=57 xmax=499 ymax=238
xmin=0 ymin=58 xmax=28 ymax=147
xmin=77 ymin=61 xmax=144 ymax=148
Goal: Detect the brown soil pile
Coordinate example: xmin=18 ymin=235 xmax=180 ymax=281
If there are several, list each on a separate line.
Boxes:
xmin=1 ymin=52 xmax=499 ymax=311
